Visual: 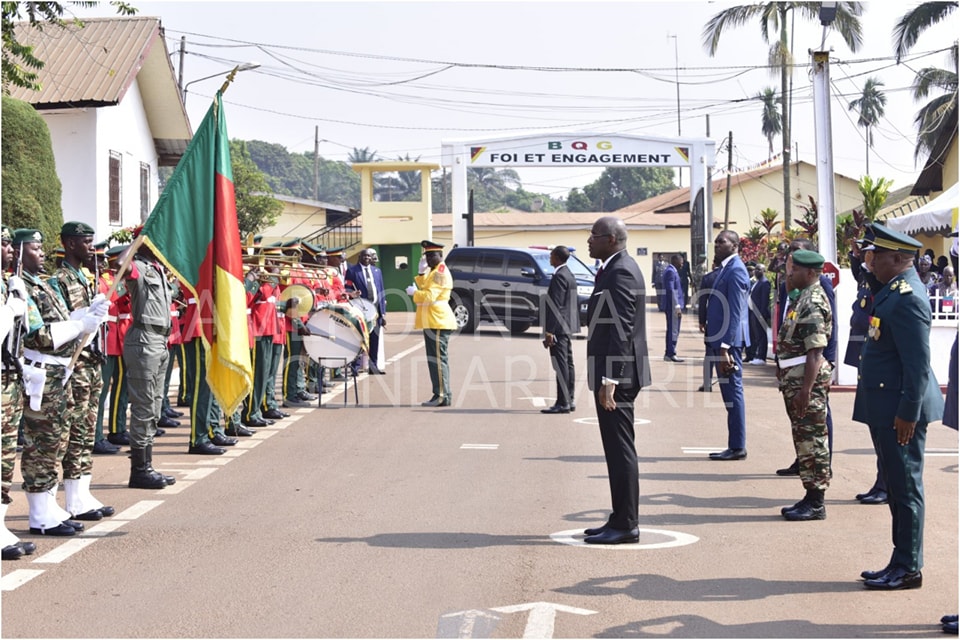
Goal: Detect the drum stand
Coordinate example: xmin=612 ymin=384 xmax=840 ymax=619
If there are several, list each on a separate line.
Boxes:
xmin=317 ymin=357 xmax=359 ymax=407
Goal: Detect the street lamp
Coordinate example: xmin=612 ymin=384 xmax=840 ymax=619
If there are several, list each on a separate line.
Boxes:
xmin=181 ymin=62 xmax=260 ymax=105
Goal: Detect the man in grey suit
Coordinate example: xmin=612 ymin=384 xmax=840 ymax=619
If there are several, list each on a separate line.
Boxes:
xmin=541 ymin=245 xmax=579 ymax=414
xmin=581 ymin=216 xmax=650 ymax=545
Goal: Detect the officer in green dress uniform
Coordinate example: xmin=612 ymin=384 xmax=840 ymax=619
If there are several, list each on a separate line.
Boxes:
xmin=854 ymin=223 xmax=944 ymax=590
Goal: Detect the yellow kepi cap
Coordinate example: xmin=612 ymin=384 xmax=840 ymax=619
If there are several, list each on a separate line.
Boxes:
xmin=421 ymin=239 xmax=444 ymax=253
xmin=869 ymin=223 xmax=922 ymax=254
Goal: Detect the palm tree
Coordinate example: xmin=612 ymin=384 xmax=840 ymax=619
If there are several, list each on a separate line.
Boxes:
xmin=757 ymin=87 xmax=781 ymax=161
xmin=468 ymin=167 xmax=521 ymax=198
xmin=892 ymin=3 xmax=958 ymax=163
xmin=847 ymin=77 xmax=887 ymax=175
xmin=702 ymin=2 xmax=864 ymax=229
xmin=347 ymin=147 xmax=379 ymax=163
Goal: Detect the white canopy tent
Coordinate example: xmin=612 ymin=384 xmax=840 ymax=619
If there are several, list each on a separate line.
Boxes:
xmin=885 ymin=183 xmax=959 ymax=236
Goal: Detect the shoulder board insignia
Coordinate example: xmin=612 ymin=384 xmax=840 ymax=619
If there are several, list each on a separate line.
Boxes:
xmin=890 ymin=281 xmax=900 ymax=291
xmin=437 ymin=264 xmax=445 ymax=273
xmin=899 ymin=282 xmax=912 ymax=294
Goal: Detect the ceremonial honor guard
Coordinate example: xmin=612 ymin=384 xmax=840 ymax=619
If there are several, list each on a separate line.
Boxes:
xmin=99 ymin=245 xmax=132 ymax=449
xmin=16 ymin=229 xmax=108 ymax=535
xmin=49 ymin=222 xmax=114 ymax=521
xmin=407 ymin=240 xmax=457 ymax=407
xmin=854 ymin=224 xmax=944 ymax=590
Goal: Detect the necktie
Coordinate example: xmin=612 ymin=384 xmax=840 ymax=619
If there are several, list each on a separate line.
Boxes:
xmin=365 ymin=266 xmax=377 ymax=303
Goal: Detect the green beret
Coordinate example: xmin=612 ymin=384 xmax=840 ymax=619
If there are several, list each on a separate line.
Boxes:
xmin=792 ymin=249 xmax=824 ymax=269
xmin=870 ymin=223 xmax=922 ymax=254
xmin=1 ymin=226 xmax=11 ymax=242
xmin=61 ymin=221 xmax=95 ymax=237
xmin=12 ymin=229 xmax=43 ymax=244
xmin=105 ymin=244 xmax=128 ymax=257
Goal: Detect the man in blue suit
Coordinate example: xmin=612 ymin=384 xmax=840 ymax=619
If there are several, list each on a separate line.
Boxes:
xmin=345 ymin=248 xmax=387 ymax=375
xmin=704 ymin=230 xmax=750 ymax=460
xmin=659 ymin=254 xmax=685 ymax=363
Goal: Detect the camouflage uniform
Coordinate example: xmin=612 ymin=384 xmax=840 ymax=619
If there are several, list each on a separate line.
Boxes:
xmin=50 ymin=262 xmax=103 ymax=479
xmin=776 ymin=281 xmax=833 ymax=491
xmin=1 ymin=274 xmax=27 ymax=505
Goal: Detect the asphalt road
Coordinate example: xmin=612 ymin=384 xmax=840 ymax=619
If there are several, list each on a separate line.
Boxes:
xmin=2 ymin=309 xmax=957 ymax=638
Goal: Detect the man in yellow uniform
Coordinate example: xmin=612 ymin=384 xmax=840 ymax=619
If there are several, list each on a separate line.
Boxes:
xmin=407 ymin=240 xmax=457 ymax=407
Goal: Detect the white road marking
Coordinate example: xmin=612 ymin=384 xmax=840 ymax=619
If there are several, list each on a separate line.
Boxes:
xmin=113 ymin=500 xmax=164 ymax=521
xmin=437 ymin=609 xmax=502 ymax=638
xmin=1 ymin=569 xmax=44 ymax=591
xmin=81 ymin=519 xmax=127 ymax=537
xmin=182 ymin=468 xmax=219 ymax=481
xmin=31 ymin=538 xmax=97 ymax=564
xmin=550 ymin=528 xmax=699 ymax=550
xmin=927 ymin=448 xmax=958 ymax=457
xmin=221 ymin=448 xmax=246 ymax=458
xmin=252 ymin=429 xmax=278 ymax=439
xmin=164 ymin=458 xmax=232 ymax=467
xmin=491 ymin=602 xmax=596 ymax=639
xmin=519 ymin=396 xmax=550 ymax=408
xmin=233 ymin=439 xmax=260 ymax=449
xmin=461 ymin=444 xmax=499 ymax=450
xmin=681 ymin=447 xmax=728 ymax=454
xmin=160 ymin=481 xmax=193 ymax=495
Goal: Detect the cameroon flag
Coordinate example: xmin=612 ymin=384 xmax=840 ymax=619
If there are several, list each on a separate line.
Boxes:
xmin=140 ymin=92 xmax=252 ymax=415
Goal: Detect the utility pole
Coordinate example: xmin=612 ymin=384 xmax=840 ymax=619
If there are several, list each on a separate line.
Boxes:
xmin=670 ymin=34 xmax=682 ymax=187
xmin=313 ymin=126 xmax=320 ymax=201
xmin=723 ymin=131 xmax=733 ymax=230
xmin=177 ymin=36 xmax=186 ymax=101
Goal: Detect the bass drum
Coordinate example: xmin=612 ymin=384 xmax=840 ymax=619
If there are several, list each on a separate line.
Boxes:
xmin=350 ymin=297 xmax=378 ymax=325
xmin=302 ymin=303 xmax=369 ymax=363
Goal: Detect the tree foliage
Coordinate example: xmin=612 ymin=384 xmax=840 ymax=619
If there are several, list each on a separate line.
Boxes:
xmin=1 ymin=1 xmax=137 ymax=93
xmin=1 ymin=95 xmax=62 ymax=255
xmin=757 ymin=87 xmax=781 ymax=160
xmin=229 ymin=140 xmax=284 ymax=237
xmin=567 ymin=167 xmax=675 ymax=212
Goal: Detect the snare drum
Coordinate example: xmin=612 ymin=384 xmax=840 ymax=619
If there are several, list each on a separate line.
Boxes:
xmin=302 ymin=304 xmax=369 ymax=363
xmin=350 ymin=297 xmax=378 ymax=325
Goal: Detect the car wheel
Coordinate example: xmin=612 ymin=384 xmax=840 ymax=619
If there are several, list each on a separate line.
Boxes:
xmin=451 ymin=295 xmax=477 ymax=333
xmin=508 ymin=320 xmax=531 ymax=335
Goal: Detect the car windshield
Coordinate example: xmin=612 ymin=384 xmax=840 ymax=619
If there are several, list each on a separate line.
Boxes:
xmin=534 ymin=252 xmax=596 ymax=280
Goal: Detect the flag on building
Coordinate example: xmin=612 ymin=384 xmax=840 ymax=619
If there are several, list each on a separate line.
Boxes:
xmin=140 ymin=91 xmax=252 ymax=415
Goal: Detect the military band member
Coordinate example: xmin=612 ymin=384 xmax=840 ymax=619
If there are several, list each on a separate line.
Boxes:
xmin=407 ymin=240 xmax=457 ymax=407
xmin=241 ymin=248 xmax=280 ymax=429
xmin=260 ymin=247 xmax=289 ymax=420
xmin=49 ymin=222 xmax=114 ymax=521
xmin=0 ymin=226 xmax=35 ymax=559
xmin=280 ymin=239 xmax=316 ymax=407
xmin=855 ymin=224 xmax=944 ymax=590
xmin=16 ymin=229 xmax=108 ymax=535
xmin=776 ymin=250 xmax=832 ymax=521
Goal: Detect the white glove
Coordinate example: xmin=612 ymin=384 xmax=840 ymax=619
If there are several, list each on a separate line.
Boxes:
xmin=6 ymin=275 xmax=27 ymax=301
xmin=6 ymin=297 xmax=26 ymax=318
xmin=87 ymin=293 xmax=109 ymax=319
xmin=417 ymin=256 xmax=428 ymax=275
xmin=80 ymin=312 xmax=104 ymax=335
xmin=50 ymin=320 xmax=84 ymax=349
xmin=405 ymin=285 xmax=416 ymax=296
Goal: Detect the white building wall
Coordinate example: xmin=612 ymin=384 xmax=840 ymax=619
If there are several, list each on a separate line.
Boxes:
xmin=41 ymin=108 xmax=97 ymax=234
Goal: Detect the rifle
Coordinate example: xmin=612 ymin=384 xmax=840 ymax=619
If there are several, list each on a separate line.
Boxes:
xmin=3 ymin=249 xmax=26 ymax=378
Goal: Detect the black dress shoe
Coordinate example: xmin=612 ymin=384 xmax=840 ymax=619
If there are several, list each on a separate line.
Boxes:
xmin=569 ymin=404 xmax=576 ymax=411
xmin=782 ymin=502 xmax=825 ymax=521
xmin=709 ymin=448 xmax=747 ymax=461
xmin=72 ymin=508 xmax=104 ymax=521
xmin=943 ymin=615 xmax=959 ymax=625
xmin=420 ymin=396 xmax=439 ymax=406
xmin=19 ymin=541 xmax=36 ymax=555
xmin=211 ymin=434 xmax=238 ymax=447
xmin=107 ymin=432 xmax=130 ymax=446
xmin=297 ymin=391 xmax=318 ymax=401
xmin=226 ymin=425 xmax=256 ymax=437
xmin=263 ymin=409 xmax=287 ymax=420
xmin=29 ymin=522 xmax=76 ymax=536
xmin=541 ymin=405 xmax=570 ymax=414
xmin=855 ymin=488 xmax=878 ymax=501
xmin=242 ymin=418 xmax=270 ymax=427
xmin=859 ymin=490 xmax=888 ymax=505
xmin=421 ymin=397 xmax=450 ymax=407
xmin=864 ymin=566 xmax=922 ymax=590
xmin=776 ymin=459 xmax=800 ymax=475
xmin=584 ymin=524 xmax=609 ymax=536
xmin=663 ymin=355 xmax=685 ymax=362
xmin=2 ymin=544 xmax=24 ymax=560
xmin=368 ymin=366 xmax=386 ymax=375
xmin=62 ymin=519 xmax=84 ymax=532
xmin=584 ymin=527 xmax=639 ymax=545
xmin=154 ymin=428 xmax=166 ymax=437
xmin=158 ymin=416 xmax=181 ymax=428
xmin=944 ymin=620 xmax=959 ymax=635
xmin=164 ymin=408 xmax=184 ymax=418
xmin=860 ymin=566 xmax=892 ymax=580
xmin=188 ymin=442 xmax=226 ymax=455
xmin=93 ymin=439 xmax=120 ymax=454
xmin=98 ymin=505 xmax=116 ymax=517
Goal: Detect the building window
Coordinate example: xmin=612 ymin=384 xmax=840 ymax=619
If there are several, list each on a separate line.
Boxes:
xmin=108 ymin=151 xmax=122 ymax=224
xmin=140 ymin=162 xmax=151 ymax=220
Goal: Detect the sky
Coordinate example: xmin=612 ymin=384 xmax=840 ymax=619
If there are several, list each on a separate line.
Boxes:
xmin=74 ymin=1 xmax=959 ymax=204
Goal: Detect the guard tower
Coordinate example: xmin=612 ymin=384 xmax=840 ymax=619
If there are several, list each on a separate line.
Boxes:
xmin=352 ymin=161 xmax=440 ymax=311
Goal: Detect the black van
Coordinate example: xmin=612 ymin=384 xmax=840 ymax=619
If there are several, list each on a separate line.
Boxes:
xmin=443 ymin=246 xmax=596 ymax=334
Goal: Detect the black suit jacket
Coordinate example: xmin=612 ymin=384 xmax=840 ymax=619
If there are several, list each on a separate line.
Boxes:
xmin=586 ymin=251 xmax=650 ymax=392
xmin=749 ymin=276 xmax=771 ymax=322
xmin=544 ymin=264 xmax=579 ymax=336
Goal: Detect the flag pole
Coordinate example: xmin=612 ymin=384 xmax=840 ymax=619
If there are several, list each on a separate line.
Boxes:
xmin=65 ymin=235 xmax=146 ymax=378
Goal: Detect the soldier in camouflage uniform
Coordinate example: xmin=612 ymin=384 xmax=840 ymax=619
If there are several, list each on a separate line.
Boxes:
xmin=0 ymin=226 xmax=36 ymax=560
xmin=15 ymin=229 xmax=108 ymax=536
xmin=49 ymin=222 xmax=115 ymax=521
xmin=776 ymin=249 xmax=833 ymax=521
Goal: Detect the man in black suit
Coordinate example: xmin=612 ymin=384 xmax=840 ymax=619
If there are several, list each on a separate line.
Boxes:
xmin=541 ymin=246 xmax=579 ymax=414
xmin=582 ymin=216 xmax=650 ymax=545
xmin=345 ymin=248 xmax=387 ymax=375
xmin=745 ymin=264 xmax=771 ymax=364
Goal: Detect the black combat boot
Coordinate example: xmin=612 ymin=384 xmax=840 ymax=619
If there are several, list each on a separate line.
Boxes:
xmin=128 ymin=448 xmax=167 ymax=490
xmin=146 ymin=445 xmax=176 ymax=486
xmin=783 ymin=489 xmax=826 ymax=521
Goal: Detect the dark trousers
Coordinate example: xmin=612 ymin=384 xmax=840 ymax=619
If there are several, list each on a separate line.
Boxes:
xmin=98 ymin=354 xmax=127 ymax=437
xmin=423 ymin=329 xmax=452 ymax=400
xmin=707 ymin=345 xmax=746 ymax=449
xmin=184 ymin=338 xmax=214 ymax=447
xmin=663 ymin=311 xmax=680 ymax=357
xmin=869 ymin=418 xmax=927 ymax=571
xmin=262 ymin=342 xmax=283 ymax=412
xmin=747 ymin=316 xmax=768 ymax=361
xmin=594 ymin=382 xmax=641 ymax=530
xmin=244 ymin=336 xmax=274 ymax=422
xmin=548 ymin=332 xmax=575 ymax=407
xmin=283 ymin=331 xmax=305 ymax=401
